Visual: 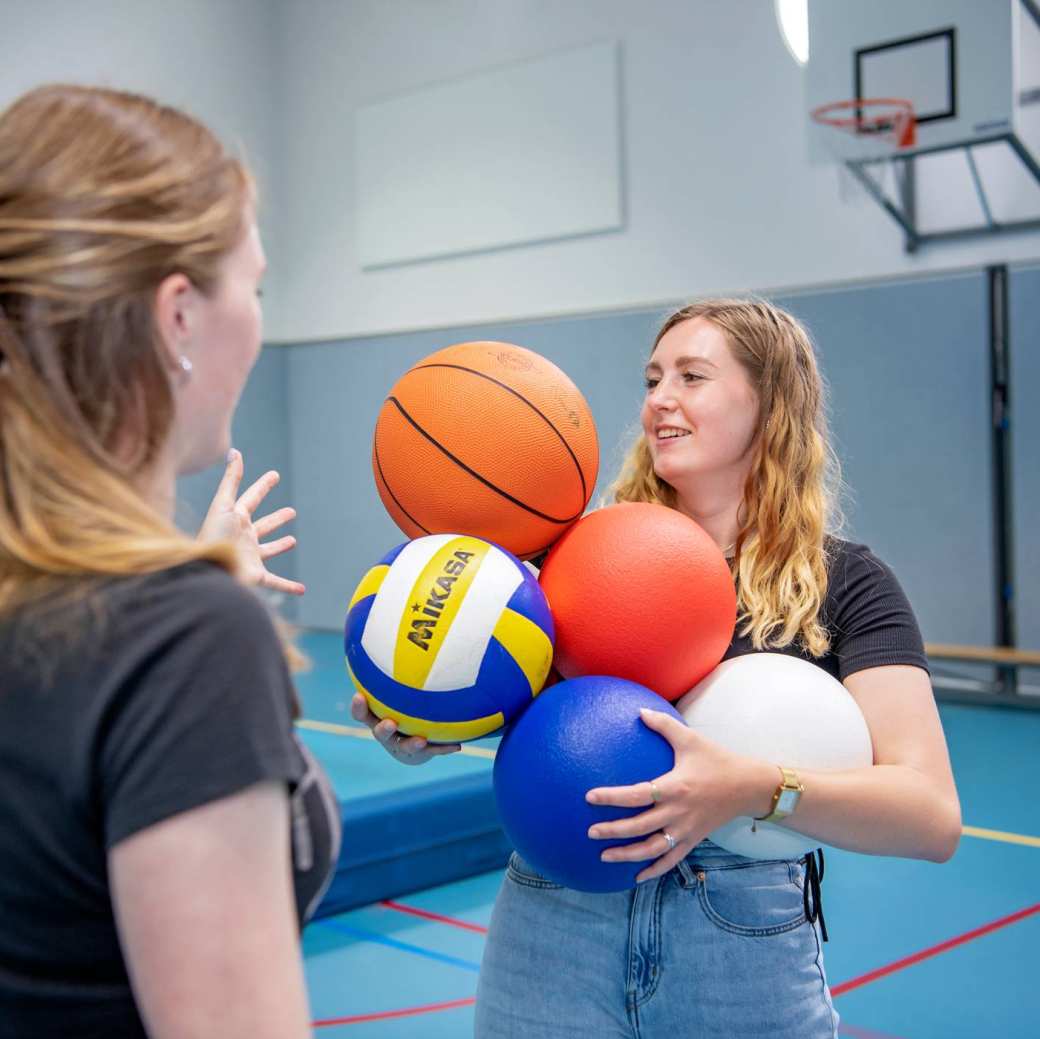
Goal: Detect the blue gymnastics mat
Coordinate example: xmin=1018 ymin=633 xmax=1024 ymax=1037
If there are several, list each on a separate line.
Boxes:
xmin=292 ymin=631 xmax=510 ymax=918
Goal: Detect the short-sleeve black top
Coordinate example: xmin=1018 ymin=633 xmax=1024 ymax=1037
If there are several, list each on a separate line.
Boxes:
xmin=0 ymin=562 xmax=340 ymax=1038
xmin=724 ymin=537 xmax=929 ymax=679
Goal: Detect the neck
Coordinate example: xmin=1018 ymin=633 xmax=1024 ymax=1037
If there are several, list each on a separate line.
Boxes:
xmin=136 ymin=447 xmax=179 ymax=523
xmin=670 ymin=474 xmax=747 ymax=558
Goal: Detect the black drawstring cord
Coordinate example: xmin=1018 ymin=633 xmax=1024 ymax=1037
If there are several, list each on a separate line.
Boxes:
xmin=803 ymin=848 xmax=828 ymax=942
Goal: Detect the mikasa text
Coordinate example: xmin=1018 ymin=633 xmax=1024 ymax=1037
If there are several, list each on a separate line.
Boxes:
xmin=406 ymin=550 xmax=477 ymax=651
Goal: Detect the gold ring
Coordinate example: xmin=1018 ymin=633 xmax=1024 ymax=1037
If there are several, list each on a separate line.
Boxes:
xmin=650 ymin=781 xmax=662 ymax=803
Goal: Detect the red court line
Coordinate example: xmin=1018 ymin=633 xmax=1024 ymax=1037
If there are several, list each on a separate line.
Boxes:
xmin=839 ymin=1025 xmax=909 ymax=1039
xmin=380 ymin=899 xmax=489 ymax=934
xmin=832 ymin=901 xmax=1040 ymax=996
xmin=314 ymin=996 xmax=475 ymax=1028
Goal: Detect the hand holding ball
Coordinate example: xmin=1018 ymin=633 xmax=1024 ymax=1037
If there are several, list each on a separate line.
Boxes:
xmin=345 ymin=534 xmax=554 ymax=743
xmin=493 ymin=675 xmax=684 ymax=892
xmin=678 ymin=653 xmax=873 ymax=859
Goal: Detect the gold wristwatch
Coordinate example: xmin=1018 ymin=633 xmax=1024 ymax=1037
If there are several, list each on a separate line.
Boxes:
xmin=754 ymin=766 xmax=804 ymax=827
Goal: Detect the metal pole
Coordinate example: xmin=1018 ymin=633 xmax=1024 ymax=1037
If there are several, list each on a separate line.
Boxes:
xmin=988 ymin=264 xmax=1017 ymax=695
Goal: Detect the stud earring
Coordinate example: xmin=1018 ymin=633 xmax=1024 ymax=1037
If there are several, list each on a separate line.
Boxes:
xmin=178 ymin=355 xmax=193 ymax=381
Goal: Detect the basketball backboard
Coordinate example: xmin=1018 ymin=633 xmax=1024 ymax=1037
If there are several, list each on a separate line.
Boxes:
xmin=806 ymin=0 xmax=1040 ymax=249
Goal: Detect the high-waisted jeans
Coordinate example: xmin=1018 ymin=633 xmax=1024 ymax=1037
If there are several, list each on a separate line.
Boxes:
xmin=474 ymin=841 xmax=839 ymax=1039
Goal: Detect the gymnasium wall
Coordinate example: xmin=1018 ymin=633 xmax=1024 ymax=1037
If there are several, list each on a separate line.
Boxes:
xmin=1 ymin=0 xmax=284 ymax=312
xmin=273 ymin=265 xmax=1038 ymax=654
xmin=268 ymin=0 xmax=1040 ymax=344
xmin=4 ymin=1 xmax=1037 ymax=650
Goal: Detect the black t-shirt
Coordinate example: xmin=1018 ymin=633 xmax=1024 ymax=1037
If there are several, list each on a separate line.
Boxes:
xmin=0 ymin=563 xmax=340 ymax=1038
xmin=724 ymin=537 xmax=929 ymax=678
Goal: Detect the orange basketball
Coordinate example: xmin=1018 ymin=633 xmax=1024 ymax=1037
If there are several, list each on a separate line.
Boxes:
xmin=538 ymin=502 xmax=737 ymax=700
xmin=372 ymin=342 xmax=599 ymax=559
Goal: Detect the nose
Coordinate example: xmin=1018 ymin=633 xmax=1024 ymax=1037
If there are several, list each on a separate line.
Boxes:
xmin=647 ymin=377 xmax=677 ymax=411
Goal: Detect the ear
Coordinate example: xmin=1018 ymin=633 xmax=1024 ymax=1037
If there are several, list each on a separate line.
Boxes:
xmin=153 ymin=273 xmax=195 ymax=366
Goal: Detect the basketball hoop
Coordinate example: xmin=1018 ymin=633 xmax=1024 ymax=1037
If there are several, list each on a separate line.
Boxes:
xmin=810 ymin=97 xmax=917 ymax=149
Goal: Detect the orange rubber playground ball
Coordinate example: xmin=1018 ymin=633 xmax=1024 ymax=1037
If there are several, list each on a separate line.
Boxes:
xmin=538 ymin=502 xmax=737 ymax=700
xmin=372 ymin=342 xmax=599 ymax=560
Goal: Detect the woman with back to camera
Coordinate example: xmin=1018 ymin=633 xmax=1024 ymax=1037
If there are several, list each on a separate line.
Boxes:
xmin=355 ymin=297 xmax=962 ymax=1037
xmin=0 ymin=85 xmax=338 ymax=1038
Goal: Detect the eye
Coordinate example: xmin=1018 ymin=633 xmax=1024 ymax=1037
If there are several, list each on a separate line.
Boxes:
xmin=682 ymin=372 xmax=704 ymax=383
xmin=644 ymin=376 xmax=659 ymax=389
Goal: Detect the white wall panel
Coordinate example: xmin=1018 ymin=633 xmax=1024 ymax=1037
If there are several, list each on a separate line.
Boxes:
xmin=356 ymin=42 xmax=622 ymax=268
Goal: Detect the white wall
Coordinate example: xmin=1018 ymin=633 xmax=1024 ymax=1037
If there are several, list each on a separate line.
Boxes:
xmin=6 ymin=0 xmax=1040 ymax=345
xmin=271 ymin=0 xmax=1040 ymax=344
xmin=2 ymin=0 xmax=283 ymax=305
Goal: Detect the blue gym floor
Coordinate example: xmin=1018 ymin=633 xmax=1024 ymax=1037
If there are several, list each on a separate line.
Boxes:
xmin=293 ymin=631 xmax=1040 ymax=1038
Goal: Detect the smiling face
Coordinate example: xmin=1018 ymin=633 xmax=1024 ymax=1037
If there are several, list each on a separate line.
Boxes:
xmin=640 ymin=317 xmax=760 ymax=495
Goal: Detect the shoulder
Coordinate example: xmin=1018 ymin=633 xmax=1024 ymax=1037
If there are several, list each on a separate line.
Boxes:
xmin=110 ymin=561 xmax=281 ymax=650
xmin=824 ymin=537 xmax=904 ymax=598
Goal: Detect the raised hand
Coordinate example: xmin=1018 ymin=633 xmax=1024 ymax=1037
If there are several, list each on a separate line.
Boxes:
xmin=198 ymin=449 xmax=306 ymax=596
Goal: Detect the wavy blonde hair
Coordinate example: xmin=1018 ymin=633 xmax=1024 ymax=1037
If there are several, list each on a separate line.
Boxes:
xmin=612 ymin=298 xmax=843 ymax=656
xmin=0 ymin=85 xmax=251 ymax=618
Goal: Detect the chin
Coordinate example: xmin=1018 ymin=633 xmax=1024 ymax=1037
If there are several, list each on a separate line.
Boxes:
xmin=179 ymin=437 xmax=229 ymax=476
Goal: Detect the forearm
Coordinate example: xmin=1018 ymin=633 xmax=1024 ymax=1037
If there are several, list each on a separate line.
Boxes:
xmin=741 ymin=758 xmax=962 ymax=863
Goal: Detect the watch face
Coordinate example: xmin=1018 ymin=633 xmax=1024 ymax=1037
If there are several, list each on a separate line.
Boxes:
xmin=776 ymin=789 xmax=800 ymax=814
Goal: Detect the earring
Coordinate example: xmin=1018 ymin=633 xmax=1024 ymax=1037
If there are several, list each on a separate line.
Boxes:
xmin=178 ymin=355 xmax=193 ymax=381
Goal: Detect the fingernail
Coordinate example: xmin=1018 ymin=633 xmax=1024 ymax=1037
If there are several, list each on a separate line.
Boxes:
xmin=226 ymin=448 xmax=237 ymax=463
xmin=600 ymin=852 xmax=616 ymax=862
xmin=585 ymin=792 xmax=599 ymax=804
xmin=587 ymin=827 xmax=601 ymax=839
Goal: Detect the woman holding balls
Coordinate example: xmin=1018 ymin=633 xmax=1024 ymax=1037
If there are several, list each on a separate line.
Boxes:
xmin=358 ymin=298 xmax=962 ymax=1037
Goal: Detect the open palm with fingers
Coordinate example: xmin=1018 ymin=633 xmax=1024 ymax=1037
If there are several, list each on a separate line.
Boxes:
xmin=198 ymin=449 xmax=306 ymax=596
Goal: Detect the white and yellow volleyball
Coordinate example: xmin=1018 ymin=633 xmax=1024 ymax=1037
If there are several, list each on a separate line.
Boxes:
xmin=344 ymin=535 xmax=555 ymax=742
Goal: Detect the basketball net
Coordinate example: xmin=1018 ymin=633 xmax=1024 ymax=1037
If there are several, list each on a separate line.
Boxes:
xmin=810 ymin=98 xmax=917 ymax=207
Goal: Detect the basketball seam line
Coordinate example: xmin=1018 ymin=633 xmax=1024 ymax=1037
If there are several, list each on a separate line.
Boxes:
xmin=373 ymin=442 xmax=431 ymax=535
xmin=410 ymin=362 xmax=590 ymax=501
xmin=385 ymin=396 xmax=582 ymax=525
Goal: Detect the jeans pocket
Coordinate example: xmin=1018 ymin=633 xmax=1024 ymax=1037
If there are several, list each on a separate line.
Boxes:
xmin=505 ymin=851 xmax=564 ymax=890
xmin=696 ymin=860 xmax=807 ymax=937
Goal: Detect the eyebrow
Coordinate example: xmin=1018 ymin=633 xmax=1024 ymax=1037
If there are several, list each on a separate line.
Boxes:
xmin=644 ymin=354 xmax=719 ymax=374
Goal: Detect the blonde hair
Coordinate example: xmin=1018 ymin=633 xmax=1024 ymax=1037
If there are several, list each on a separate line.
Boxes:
xmin=612 ymin=298 xmax=843 ymax=657
xmin=0 ymin=85 xmax=251 ymax=616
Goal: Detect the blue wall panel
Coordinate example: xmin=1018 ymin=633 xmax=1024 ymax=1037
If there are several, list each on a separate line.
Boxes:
xmin=176 ymin=346 xmax=297 ymax=605
xmin=285 ymin=275 xmax=996 ymax=647
xmin=1010 ymin=266 xmax=1040 ymax=653
xmin=774 ymin=274 xmax=993 ymax=646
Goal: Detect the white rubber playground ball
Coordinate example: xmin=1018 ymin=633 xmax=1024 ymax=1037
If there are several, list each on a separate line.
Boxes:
xmin=677 ymin=653 xmax=873 ymax=860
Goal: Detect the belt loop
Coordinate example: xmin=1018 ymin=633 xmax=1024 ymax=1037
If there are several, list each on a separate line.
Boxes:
xmin=674 ymin=858 xmax=697 ymax=889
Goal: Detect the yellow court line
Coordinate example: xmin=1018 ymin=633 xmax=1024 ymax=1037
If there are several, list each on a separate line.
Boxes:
xmin=296 ymin=718 xmax=497 ymax=760
xmin=295 ymin=721 xmax=1040 ymax=842
xmin=961 ymin=825 xmax=1040 ymax=849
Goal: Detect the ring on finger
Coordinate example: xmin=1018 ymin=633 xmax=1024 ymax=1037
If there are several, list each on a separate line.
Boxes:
xmin=662 ymin=829 xmax=677 ymax=851
xmin=650 ymin=781 xmax=662 ymax=804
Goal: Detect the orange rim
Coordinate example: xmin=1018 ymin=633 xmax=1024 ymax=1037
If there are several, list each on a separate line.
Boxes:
xmin=811 ymin=97 xmax=916 ymax=149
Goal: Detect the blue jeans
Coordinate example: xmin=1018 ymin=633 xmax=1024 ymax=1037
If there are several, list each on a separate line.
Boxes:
xmin=474 ymin=841 xmax=839 ymax=1038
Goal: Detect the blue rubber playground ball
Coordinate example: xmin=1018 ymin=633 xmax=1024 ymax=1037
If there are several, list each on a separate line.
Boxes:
xmin=493 ymin=675 xmax=684 ymax=892
xmin=345 ymin=534 xmax=554 ymax=743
